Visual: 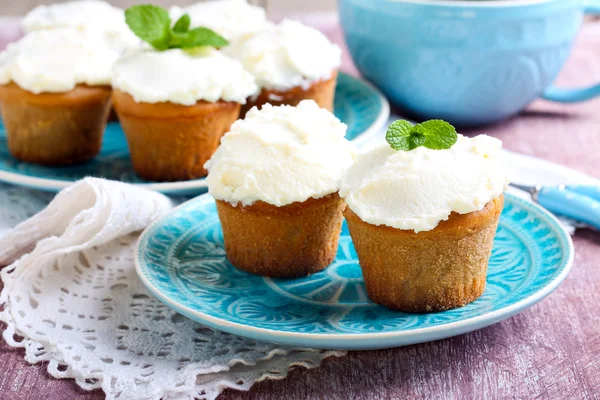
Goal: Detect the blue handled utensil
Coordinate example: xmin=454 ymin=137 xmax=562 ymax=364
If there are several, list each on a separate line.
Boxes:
xmin=510 ymin=184 xmax=600 ymax=230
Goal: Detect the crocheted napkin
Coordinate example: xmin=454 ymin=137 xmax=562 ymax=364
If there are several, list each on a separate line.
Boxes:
xmin=0 ymin=178 xmax=343 ymax=400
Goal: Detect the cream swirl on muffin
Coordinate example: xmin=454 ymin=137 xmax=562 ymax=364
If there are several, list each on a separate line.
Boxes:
xmin=340 ymin=135 xmax=510 ymax=233
xmin=22 ymin=0 xmax=139 ymax=52
xmin=0 ymin=28 xmax=119 ymax=93
xmin=169 ymin=0 xmax=267 ymax=42
xmin=112 ymin=47 xmax=258 ymax=105
xmin=223 ymin=19 xmax=342 ymax=91
xmin=205 ymin=100 xmax=355 ymax=206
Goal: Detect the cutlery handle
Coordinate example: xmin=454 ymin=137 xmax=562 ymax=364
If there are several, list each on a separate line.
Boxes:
xmin=538 ymin=187 xmax=600 ymax=230
xmin=565 ymin=185 xmax=600 ymax=202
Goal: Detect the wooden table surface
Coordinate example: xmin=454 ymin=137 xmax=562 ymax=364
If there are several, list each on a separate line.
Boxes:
xmin=2 ymin=18 xmax=600 ymax=400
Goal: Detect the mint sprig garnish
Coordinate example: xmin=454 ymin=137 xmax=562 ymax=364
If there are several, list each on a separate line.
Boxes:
xmin=172 ymin=13 xmax=190 ymax=33
xmin=124 ymin=4 xmax=171 ymax=50
xmin=385 ymin=119 xmax=458 ymax=151
xmin=125 ymin=5 xmax=228 ymax=51
xmin=182 ymin=27 xmax=229 ymax=48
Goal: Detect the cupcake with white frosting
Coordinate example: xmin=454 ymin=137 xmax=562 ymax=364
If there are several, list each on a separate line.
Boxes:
xmin=111 ymin=5 xmax=258 ymax=181
xmin=205 ymin=100 xmax=356 ymax=277
xmin=224 ymin=19 xmax=342 ymax=116
xmin=22 ymin=0 xmax=140 ymax=53
xmin=112 ymin=47 xmax=257 ymax=181
xmin=169 ymin=0 xmax=267 ymax=42
xmin=23 ymin=0 xmax=141 ymax=123
xmin=340 ymin=120 xmax=510 ymax=312
xmin=0 ymin=28 xmax=118 ymax=165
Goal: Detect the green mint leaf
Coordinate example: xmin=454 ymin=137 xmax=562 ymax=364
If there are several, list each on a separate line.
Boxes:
xmin=418 ymin=119 xmax=458 ymax=150
xmin=167 ymin=30 xmax=187 ymax=48
xmin=172 ymin=13 xmax=191 ymax=33
xmin=385 ymin=120 xmax=413 ymax=151
xmin=177 ymin=27 xmax=229 ymax=49
xmin=408 ymin=132 xmax=426 ymax=150
xmin=125 ymin=5 xmax=171 ymax=50
xmin=385 ymin=119 xmax=457 ymax=151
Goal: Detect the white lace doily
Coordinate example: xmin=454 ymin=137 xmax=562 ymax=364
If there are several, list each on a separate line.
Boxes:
xmin=0 ymin=181 xmax=344 ymax=400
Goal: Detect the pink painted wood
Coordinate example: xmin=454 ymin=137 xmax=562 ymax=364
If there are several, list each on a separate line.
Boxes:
xmin=2 ymin=19 xmax=600 ymax=400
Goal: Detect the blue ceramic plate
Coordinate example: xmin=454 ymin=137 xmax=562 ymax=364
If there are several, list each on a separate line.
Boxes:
xmin=0 ymin=73 xmax=389 ymax=195
xmin=135 ymin=193 xmax=574 ymax=350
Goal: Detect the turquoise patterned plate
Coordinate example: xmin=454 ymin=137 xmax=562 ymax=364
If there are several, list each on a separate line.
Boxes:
xmin=135 ymin=193 xmax=574 ymax=350
xmin=0 ymin=72 xmax=388 ymax=195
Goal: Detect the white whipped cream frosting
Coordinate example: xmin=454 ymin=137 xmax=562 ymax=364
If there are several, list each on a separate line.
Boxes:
xmin=22 ymin=0 xmax=140 ymax=52
xmin=0 ymin=28 xmax=120 ymax=93
xmin=170 ymin=0 xmax=267 ymax=42
xmin=340 ymin=135 xmax=510 ymax=233
xmin=111 ymin=47 xmax=258 ymax=105
xmin=205 ymin=100 xmax=356 ymax=207
xmin=223 ymin=19 xmax=342 ymax=91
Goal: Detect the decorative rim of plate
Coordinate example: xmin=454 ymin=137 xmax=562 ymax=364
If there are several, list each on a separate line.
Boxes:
xmin=134 ymin=193 xmax=574 ymax=349
xmin=0 ymin=72 xmax=389 ymax=194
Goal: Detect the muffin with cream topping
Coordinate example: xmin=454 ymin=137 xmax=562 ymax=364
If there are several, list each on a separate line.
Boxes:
xmin=169 ymin=0 xmax=267 ymax=42
xmin=0 ymin=28 xmax=119 ymax=165
xmin=205 ymin=100 xmax=356 ymax=278
xmin=340 ymin=120 xmax=510 ymax=312
xmin=224 ymin=19 xmax=342 ymax=116
xmin=22 ymin=0 xmax=141 ymax=122
xmin=112 ymin=5 xmax=258 ymax=181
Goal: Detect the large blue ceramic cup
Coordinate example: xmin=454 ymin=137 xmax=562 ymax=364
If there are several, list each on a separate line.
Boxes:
xmin=340 ymin=0 xmax=600 ymax=126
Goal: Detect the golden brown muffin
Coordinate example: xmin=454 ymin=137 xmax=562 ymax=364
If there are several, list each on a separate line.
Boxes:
xmin=0 ymin=83 xmax=112 ymax=165
xmin=240 ymin=72 xmax=337 ymax=118
xmin=216 ymin=193 xmax=346 ymax=278
xmin=112 ymin=89 xmax=240 ymax=181
xmin=345 ymin=195 xmax=504 ymax=313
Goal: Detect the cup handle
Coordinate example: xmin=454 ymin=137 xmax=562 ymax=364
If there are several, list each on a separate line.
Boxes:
xmin=541 ymin=2 xmax=600 ymax=103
